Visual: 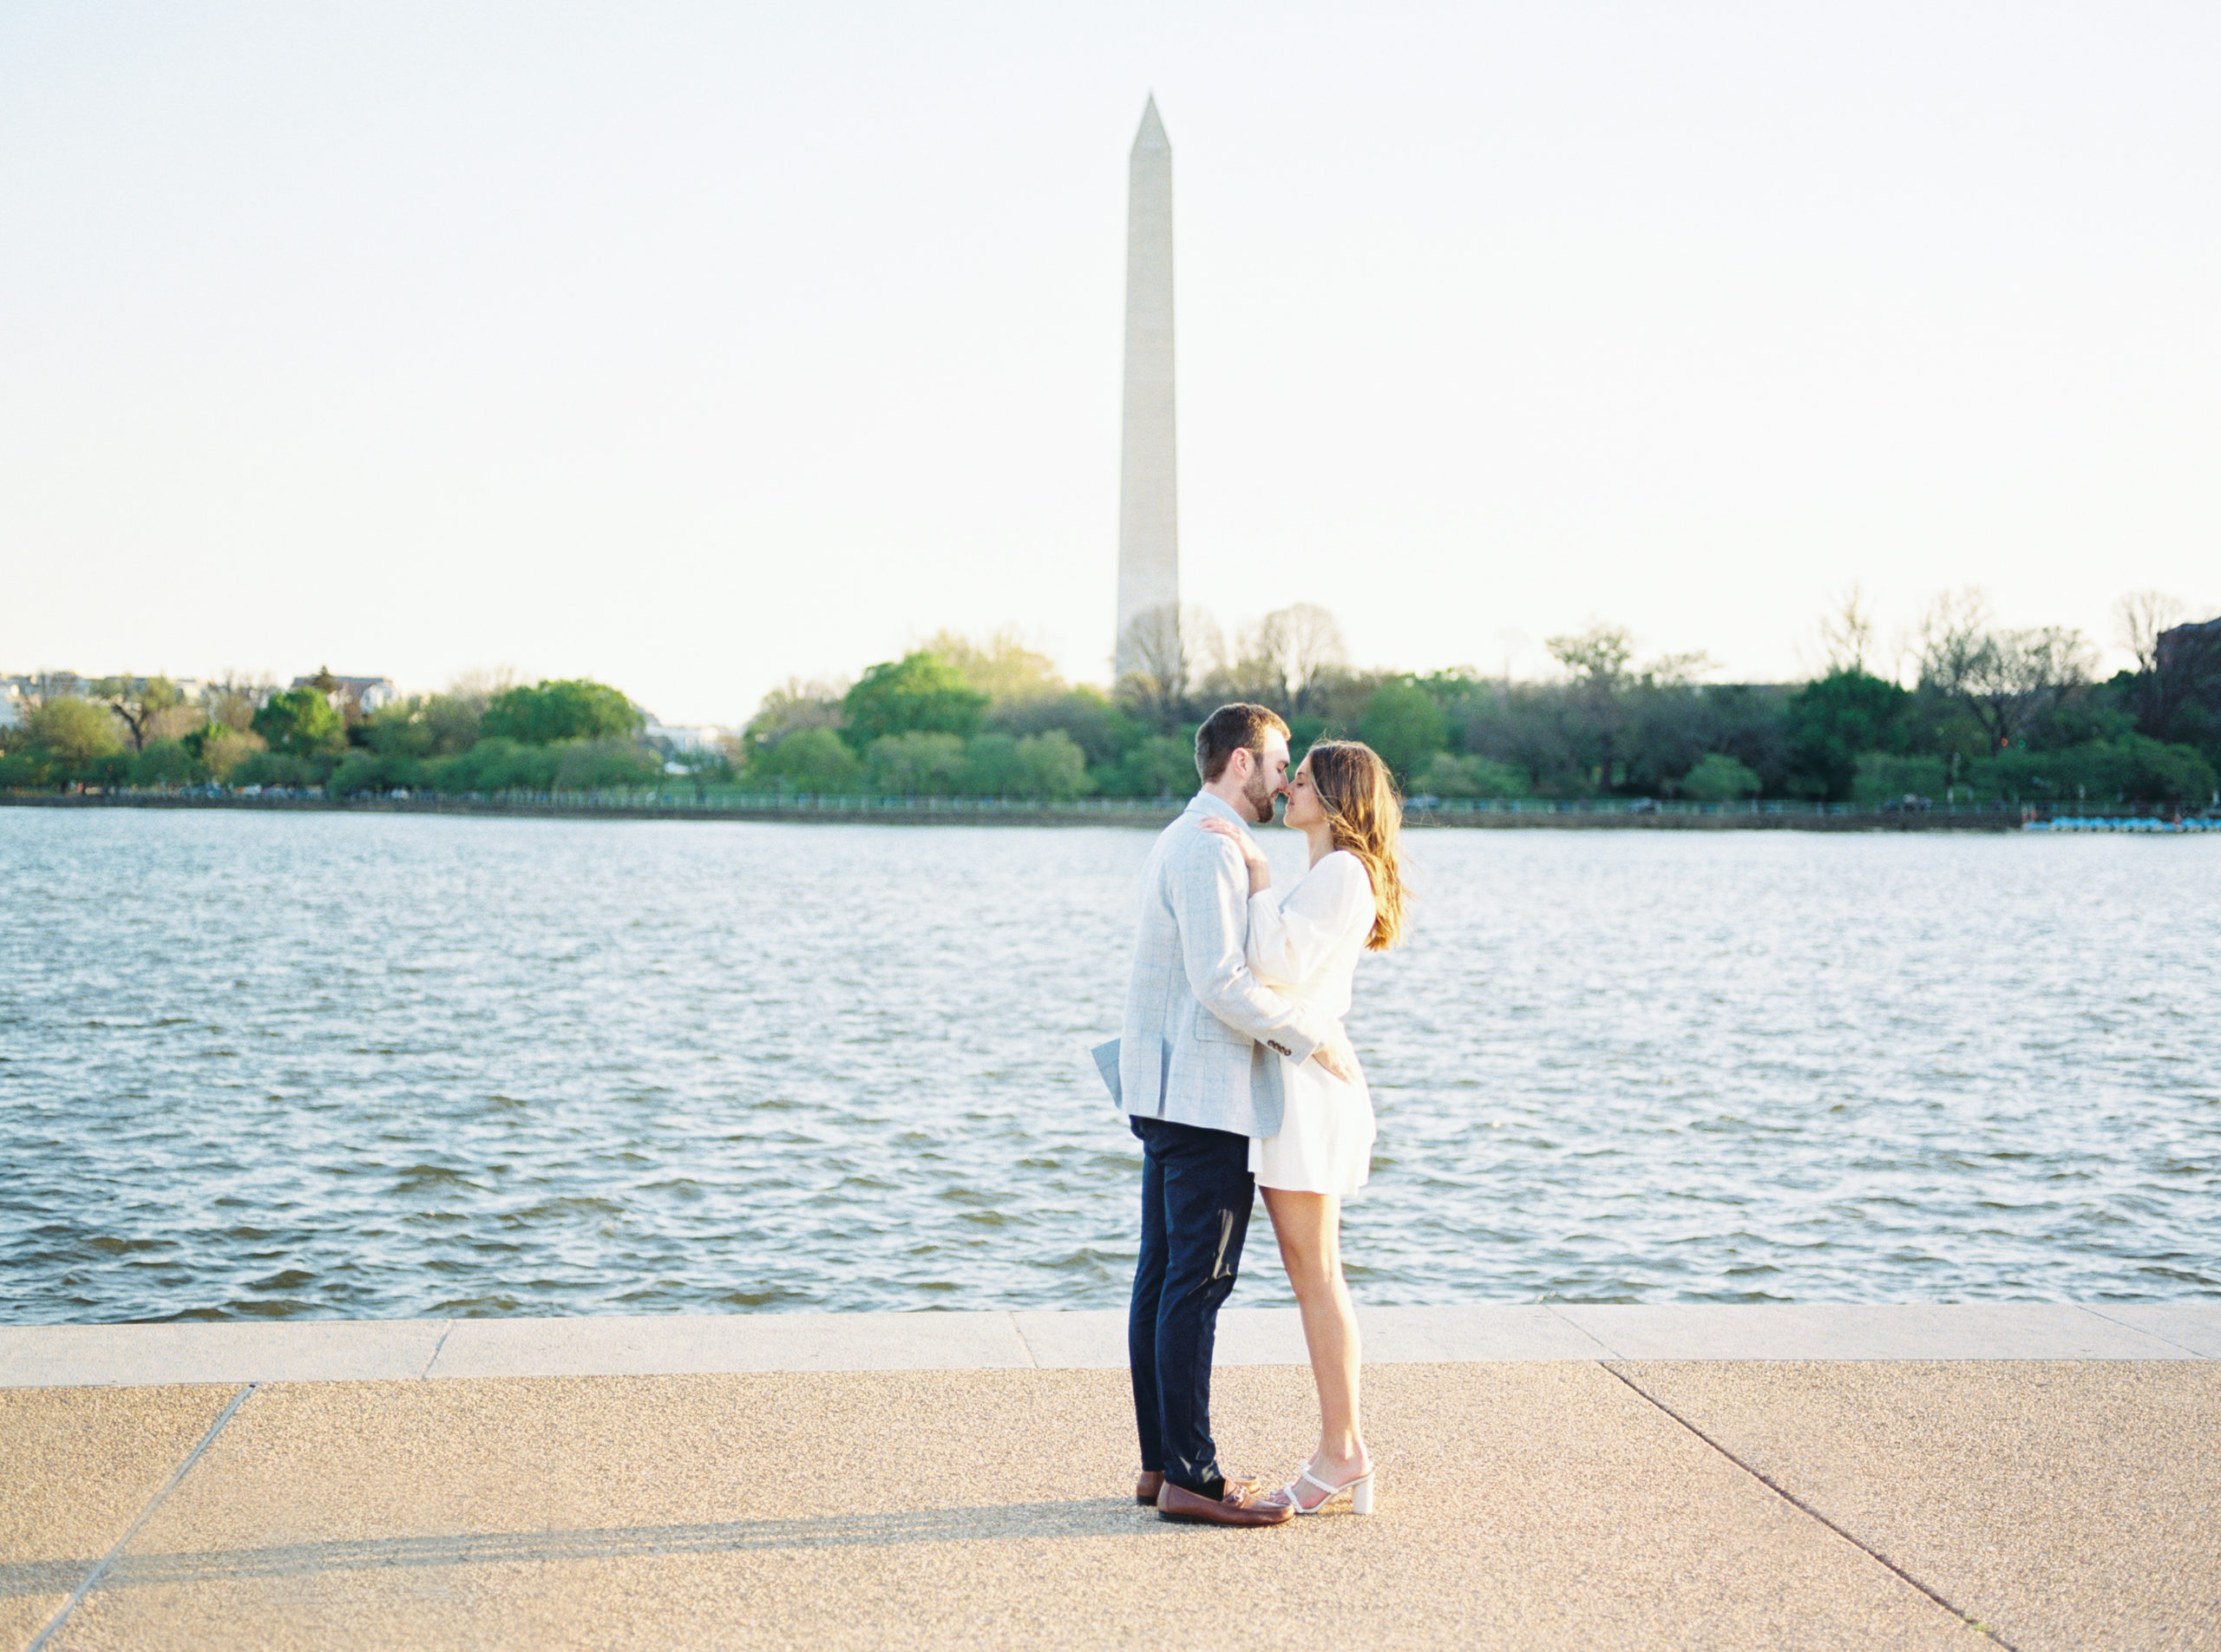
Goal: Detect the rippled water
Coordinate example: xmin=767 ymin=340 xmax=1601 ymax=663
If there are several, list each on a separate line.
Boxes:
xmin=3 ymin=808 xmax=2215 ymax=1323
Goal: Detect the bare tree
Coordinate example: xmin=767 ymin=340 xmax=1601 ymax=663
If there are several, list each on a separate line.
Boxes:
xmin=1210 ymin=604 xmax=1345 ymax=713
xmin=1913 ymin=588 xmax=1994 ymax=700
xmin=202 ymin=672 xmax=275 ymax=732
xmin=1117 ymin=604 xmax=1221 ymax=731
xmin=1818 ymin=585 xmax=1877 ymax=675
xmin=921 ymin=627 xmax=1064 ymax=707
xmin=1962 ymin=627 xmax=2094 ymax=748
xmin=1204 ymin=630 xmax=1281 ymax=709
xmin=22 ymin=671 xmax=84 ymax=707
xmin=1257 ymin=603 xmax=1346 ymax=713
xmin=2116 ymin=591 xmax=2185 ymax=677
xmin=1546 ymin=623 xmax=1635 ymax=686
xmin=743 ymin=676 xmax=849 ymax=757
xmin=1640 ymin=651 xmax=1716 ymax=689
xmin=444 ymin=666 xmax=517 ymax=715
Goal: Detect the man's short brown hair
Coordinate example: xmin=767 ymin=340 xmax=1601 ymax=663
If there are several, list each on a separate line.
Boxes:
xmin=1194 ymin=702 xmax=1291 ymax=783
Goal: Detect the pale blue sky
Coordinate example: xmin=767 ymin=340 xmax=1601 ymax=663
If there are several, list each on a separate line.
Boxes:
xmin=3 ymin=3 xmax=2216 ymax=722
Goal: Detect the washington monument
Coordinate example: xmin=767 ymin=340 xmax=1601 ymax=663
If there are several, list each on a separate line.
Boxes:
xmin=1115 ymin=95 xmax=1177 ymax=681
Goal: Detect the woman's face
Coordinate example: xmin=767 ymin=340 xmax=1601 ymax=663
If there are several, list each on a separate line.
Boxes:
xmin=1284 ymin=755 xmax=1323 ymax=829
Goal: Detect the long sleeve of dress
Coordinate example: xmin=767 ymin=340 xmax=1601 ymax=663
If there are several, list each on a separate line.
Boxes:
xmin=1169 ymin=831 xmax=1330 ymax=1062
xmin=1247 ymin=852 xmax=1373 ymax=987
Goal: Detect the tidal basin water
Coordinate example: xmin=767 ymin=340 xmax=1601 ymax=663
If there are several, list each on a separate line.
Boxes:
xmin=3 ymin=808 xmax=2216 ymax=1323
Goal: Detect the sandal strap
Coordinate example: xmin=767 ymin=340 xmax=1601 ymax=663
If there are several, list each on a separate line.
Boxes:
xmin=1293 ymin=1465 xmax=1371 ymax=1510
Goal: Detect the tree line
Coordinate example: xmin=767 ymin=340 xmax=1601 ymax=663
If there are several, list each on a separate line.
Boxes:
xmin=739 ymin=593 xmax=2221 ymax=808
xmin=5 ymin=589 xmax=2218 ymax=807
xmin=0 ymin=670 xmax=665 ymax=797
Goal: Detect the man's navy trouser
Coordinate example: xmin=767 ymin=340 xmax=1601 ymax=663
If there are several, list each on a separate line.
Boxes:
xmin=1129 ymin=1114 xmax=1254 ymax=1496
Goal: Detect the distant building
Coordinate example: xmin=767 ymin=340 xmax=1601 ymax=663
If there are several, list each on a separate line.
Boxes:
xmin=0 ymin=682 xmax=23 ymax=730
xmin=3 ymin=672 xmax=84 ymax=705
xmin=642 ymin=720 xmax=726 ymax=755
xmin=2156 ymin=617 xmax=2221 ymax=675
xmin=292 ymin=675 xmax=399 ymax=718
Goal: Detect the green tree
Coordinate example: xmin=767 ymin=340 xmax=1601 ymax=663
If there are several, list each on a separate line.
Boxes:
xmin=1853 ymin=753 xmax=1948 ymax=804
xmin=1546 ymin=624 xmax=1636 ymax=787
xmin=842 ymin=652 xmax=988 ymax=748
xmin=1359 ymin=679 xmax=1450 ymax=784
xmin=364 ymin=692 xmax=487 ymax=760
xmin=0 ymin=750 xmax=56 ymax=790
xmin=328 ymin=750 xmax=425 ymax=796
xmin=1414 ymin=751 xmax=1529 ymax=799
xmin=743 ymin=678 xmax=848 ymax=761
xmin=756 ymin=727 xmax=863 ymax=794
xmin=25 ymin=698 xmax=125 ymax=768
xmin=554 ymin=738 xmax=662 ymax=792
xmin=131 ymin=739 xmax=206 ymax=787
xmin=428 ymin=737 xmax=557 ymax=796
xmin=481 ymin=678 xmax=640 ymax=744
xmin=960 ymin=731 xmax=1091 ymax=800
xmin=1014 ymin=731 xmax=1091 ymax=801
xmin=986 ymin=685 xmax=1142 ymax=768
xmin=187 ymin=724 xmax=267 ymax=780
xmin=867 ymin=731 xmax=967 ymax=796
xmin=252 ymin=686 xmax=346 ymax=757
xmin=230 ymin=751 xmax=324 ymax=789
xmin=1680 ymin=752 xmax=1761 ymax=802
xmin=1099 ymin=735 xmax=1196 ymax=798
xmin=1978 ymin=734 xmax=2218 ymax=805
xmin=94 ymin=676 xmax=187 ymax=752
xmin=1786 ymin=669 xmax=1910 ymax=802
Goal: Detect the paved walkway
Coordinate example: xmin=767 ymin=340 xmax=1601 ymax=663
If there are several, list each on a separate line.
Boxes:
xmin=4 ymin=1306 xmax=2218 ymax=1649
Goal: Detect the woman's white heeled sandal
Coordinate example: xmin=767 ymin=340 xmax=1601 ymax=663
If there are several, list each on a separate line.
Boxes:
xmin=1285 ymin=1465 xmax=1375 ymax=1516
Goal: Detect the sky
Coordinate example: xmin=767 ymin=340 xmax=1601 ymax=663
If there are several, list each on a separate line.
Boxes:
xmin=3 ymin=3 xmax=2217 ymax=724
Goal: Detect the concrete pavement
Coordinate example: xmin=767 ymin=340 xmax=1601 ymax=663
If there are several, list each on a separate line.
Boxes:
xmin=4 ymin=1301 xmax=2211 ymax=1388
xmin=3 ymin=1306 xmax=2218 ymax=1649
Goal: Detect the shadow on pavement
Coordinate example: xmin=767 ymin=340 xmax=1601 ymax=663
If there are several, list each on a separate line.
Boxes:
xmin=4 ymin=1499 xmax=1173 ymax=1596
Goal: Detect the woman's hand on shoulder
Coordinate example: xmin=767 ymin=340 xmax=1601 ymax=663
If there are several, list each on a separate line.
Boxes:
xmin=1198 ymin=816 xmax=1271 ymax=895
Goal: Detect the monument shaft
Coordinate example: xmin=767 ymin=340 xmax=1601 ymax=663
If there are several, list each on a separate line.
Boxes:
xmin=1116 ymin=97 xmax=1177 ymax=679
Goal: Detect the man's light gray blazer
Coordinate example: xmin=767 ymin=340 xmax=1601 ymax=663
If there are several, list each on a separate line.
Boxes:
xmin=1092 ymin=791 xmax=1333 ymax=1138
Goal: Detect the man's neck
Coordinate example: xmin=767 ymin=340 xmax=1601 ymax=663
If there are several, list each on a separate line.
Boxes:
xmin=1201 ymin=777 xmax=1255 ymax=822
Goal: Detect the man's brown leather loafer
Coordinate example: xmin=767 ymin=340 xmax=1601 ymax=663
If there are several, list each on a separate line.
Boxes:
xmin=1135 ymin=1471 xmax=1164 ymax=1505
xmin=1155 ymin=1478 xmax=1294 ymax=1527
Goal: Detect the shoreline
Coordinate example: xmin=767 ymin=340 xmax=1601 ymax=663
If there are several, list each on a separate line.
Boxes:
xmin=6 ymin=1302 xmax=2214 ymax=1386
xmin=0 ymin=792 xmax=2063 ymax=831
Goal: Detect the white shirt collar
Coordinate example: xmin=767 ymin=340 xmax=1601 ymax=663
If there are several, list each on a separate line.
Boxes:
xmin=1185 ymin=790 xmax=1250 ymax=830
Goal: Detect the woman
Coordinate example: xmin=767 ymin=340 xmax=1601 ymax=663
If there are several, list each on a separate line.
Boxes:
xmin=1201 ymin=738 xmax=1407 ymax=1517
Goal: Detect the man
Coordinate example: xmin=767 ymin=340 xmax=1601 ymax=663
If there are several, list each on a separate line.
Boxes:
xmin=1092 ymin=703 xmax=1354 ymax=1527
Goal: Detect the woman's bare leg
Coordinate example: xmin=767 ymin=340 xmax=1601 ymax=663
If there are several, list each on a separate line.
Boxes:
xmin=1261 ymin=1186 xmax=1369 ymax=1505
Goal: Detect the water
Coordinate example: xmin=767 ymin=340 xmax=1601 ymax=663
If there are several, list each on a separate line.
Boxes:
xmin=3 ymin=808 xmax=2215 ymax=1323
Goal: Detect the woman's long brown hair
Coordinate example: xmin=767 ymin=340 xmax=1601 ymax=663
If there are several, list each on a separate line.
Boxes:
xmin=1301 ymin=739 xmax=1408 ymax=950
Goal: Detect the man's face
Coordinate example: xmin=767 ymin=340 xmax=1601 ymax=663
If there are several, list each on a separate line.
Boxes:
xmin=1238 ymin=732 xmax=1293 ymax=824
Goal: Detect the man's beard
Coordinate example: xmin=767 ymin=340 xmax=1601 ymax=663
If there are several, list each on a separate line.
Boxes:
xmin=1241 ymin=766 xmax=1278 ymax=823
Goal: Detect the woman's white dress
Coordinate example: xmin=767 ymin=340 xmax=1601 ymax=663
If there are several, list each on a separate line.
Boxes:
xmin=1247 ymin=849 xmax=1378 ymax=1196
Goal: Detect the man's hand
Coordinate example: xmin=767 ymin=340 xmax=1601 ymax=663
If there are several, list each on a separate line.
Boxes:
xmin=1310 ymin=1037 xmax=1359 ymax=1085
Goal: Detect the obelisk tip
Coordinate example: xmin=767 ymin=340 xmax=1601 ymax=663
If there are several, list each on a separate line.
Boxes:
xmin=1133 ymin=95 xmax=1169 ymax=152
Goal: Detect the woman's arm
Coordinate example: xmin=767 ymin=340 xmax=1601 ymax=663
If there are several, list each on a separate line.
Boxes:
xmin=1244 ymin=852 xmax=1372 ymax=985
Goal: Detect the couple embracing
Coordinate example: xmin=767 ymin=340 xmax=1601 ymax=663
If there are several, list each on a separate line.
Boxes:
xmin=1093 ymin=702 xmax=1407 ymax=1528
